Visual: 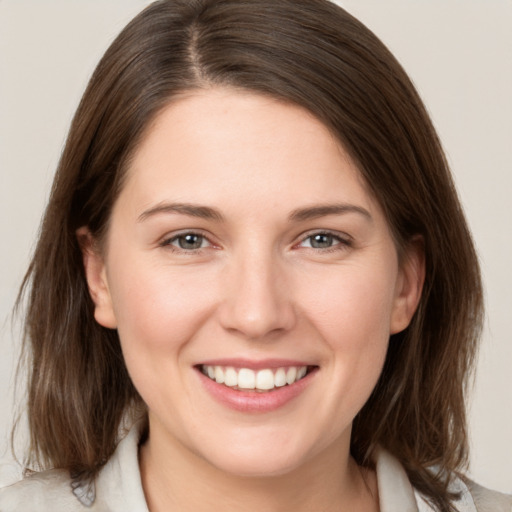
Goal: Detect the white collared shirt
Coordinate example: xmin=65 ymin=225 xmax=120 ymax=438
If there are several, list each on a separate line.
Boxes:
xmin=1 ymin=423 xmax=510 ymax=511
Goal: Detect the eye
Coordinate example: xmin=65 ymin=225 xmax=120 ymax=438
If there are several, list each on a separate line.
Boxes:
xmin=163 ymin=232 xmax=210 ymax=251
xmin=305 ymin=233 xmax=337 ymax=249
xmin=298 ymin=231 xmax=351 ymax=250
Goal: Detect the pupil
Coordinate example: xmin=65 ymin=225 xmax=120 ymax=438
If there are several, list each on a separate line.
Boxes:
xmin=179 ymin=234 xmax=202 ymax=249
xmin=311 ymin=234 xmax=332 ymax=248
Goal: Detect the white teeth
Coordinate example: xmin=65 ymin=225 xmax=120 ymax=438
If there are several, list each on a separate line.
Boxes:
xmin=237 ymin=368 xmax=256 ymax=389
xmin=201 ymin=365 xmax=309 ymax=391
xmin=256 ymin=369 xmax=274 ymax=390
xmin=274 ymin=368 xmax=287 ymax=387
xmin=214 ymin=366 xmax=224 ymax=384
xmin=286 ymin=367 xmax=297 ymax=385
xmin=224 ymin=367 xmax=238 ymax=387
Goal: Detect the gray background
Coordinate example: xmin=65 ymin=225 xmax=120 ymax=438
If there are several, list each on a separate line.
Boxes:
xmin=1 ymin=0 xmax=510 ymax=493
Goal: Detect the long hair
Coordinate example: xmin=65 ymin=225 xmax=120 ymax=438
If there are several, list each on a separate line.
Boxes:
xmin=17 ymin=1 xmax=483 ymax=510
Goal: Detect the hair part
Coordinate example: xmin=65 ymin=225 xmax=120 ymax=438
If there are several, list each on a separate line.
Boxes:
xmin=17 ymin=1 xmax=483 ymax=510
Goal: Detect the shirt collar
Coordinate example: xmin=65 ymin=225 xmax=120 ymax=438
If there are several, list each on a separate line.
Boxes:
xmin=78 ymin=423 xmax=476 ymax=511
xmin=375 ymin=448 xmax=477 ymax=512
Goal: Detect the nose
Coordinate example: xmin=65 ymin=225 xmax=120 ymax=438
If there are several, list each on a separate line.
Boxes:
xmin=218 ymin=249 xmax=296 ymax=341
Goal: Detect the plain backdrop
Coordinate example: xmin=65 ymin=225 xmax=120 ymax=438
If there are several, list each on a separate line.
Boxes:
xmin=0 ymin=0 xmax=511 ymax=493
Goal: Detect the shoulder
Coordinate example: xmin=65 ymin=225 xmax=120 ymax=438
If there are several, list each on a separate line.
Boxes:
xmin=374 ymin=448 xmax=511 ymax=512
xmin=0 ymin=419 xmax=148 ymax=511
xmin=465 ymin=479 xmax=512 ymax=512
xmin=0 ymin=469 xmax=87 ymax=512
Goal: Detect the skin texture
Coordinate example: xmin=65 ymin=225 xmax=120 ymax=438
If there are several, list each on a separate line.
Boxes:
xmin=81 ymin=88 xmax=424 ymax=512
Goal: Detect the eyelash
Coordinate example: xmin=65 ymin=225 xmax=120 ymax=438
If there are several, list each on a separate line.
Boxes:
xmin=296 ymin=231 xmax=353 ymax=253
xmin=159 ymin=231 xmax=213 ymax=253
xmin=159 ymin=230 xmax=352 ymax=254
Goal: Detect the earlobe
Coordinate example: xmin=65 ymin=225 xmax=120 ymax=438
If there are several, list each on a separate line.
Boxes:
xmin=76 ymin=227 xmax=117 ymax=329
xmin=390 ymin=238 xmax=425 ymax=335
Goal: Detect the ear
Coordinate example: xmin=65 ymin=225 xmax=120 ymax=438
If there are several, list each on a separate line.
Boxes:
xmin=390 ymin=237 xmax=425 ymax=335
xmin=76 ymin=227 xmax=117 ymax=329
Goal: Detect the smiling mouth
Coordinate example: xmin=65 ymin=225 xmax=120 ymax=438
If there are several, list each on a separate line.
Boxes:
xmin=198 ymin=365 xmax=315 ymax=392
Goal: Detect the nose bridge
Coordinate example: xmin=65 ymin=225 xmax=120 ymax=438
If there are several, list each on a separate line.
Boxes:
xmin=219 ymin=241 xmax=295 ymax=339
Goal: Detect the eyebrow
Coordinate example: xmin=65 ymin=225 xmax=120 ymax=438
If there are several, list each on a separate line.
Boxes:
xmin=137 ymin=201 xmax=372 ymax=223
xmin=137 ymin=202 xmax=225 ymax=222
xmin=288 ymin=203 xmax=372 ymax=222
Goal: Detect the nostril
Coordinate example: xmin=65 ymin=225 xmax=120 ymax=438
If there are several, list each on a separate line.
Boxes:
xmin=218 ymin=295 xmax=297 ymax=340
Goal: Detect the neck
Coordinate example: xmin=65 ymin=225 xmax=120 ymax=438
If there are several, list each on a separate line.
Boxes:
xmin=139 ymin=422 xmax=378 ymax=512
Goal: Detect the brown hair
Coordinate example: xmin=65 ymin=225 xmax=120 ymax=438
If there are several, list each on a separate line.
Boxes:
xmin=17 ymin=1 xmax=483 ymax=510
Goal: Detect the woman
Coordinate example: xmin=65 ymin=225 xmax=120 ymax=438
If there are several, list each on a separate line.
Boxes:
xmin=1 ymin=0 xmax=510 ymax=510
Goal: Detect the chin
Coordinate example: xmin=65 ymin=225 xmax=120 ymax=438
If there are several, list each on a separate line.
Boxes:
xmin=210 ymin=454 xmax=303 ymax=479
xmin=195 ymin=436 xmax=313 ymax=478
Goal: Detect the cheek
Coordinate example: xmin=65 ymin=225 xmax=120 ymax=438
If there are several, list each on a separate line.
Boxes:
xmin=300 ymin=262 xmax=398 ymax=346
xmin=297 ymin=262 xmax=397 ymax=407
xmin=106 ymin=257 xmax=216 ymax=364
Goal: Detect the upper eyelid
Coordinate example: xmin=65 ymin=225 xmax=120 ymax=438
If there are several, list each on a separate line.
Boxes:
xmin=160 ymin=229 xmax=214 ymax=247
xmin=157 ymin=228 xmax=352 ymax=249
xmin=296 ymin=229 xmax=353 ymax=243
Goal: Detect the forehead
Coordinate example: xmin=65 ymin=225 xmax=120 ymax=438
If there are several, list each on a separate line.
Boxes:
xmin=118 ymin=87 xmax=380 ymax=222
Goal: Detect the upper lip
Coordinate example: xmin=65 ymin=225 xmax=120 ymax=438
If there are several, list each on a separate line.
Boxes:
xmin=196 ymin=358 xmax=315 ymax=370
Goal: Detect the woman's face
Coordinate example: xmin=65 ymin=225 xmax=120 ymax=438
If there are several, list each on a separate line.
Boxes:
xmin=84 ymin=88 xmax=423 ymax=477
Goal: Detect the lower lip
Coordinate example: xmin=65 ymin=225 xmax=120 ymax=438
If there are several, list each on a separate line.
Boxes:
xmin=196 ymin=368 xmax=317 ymax=413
